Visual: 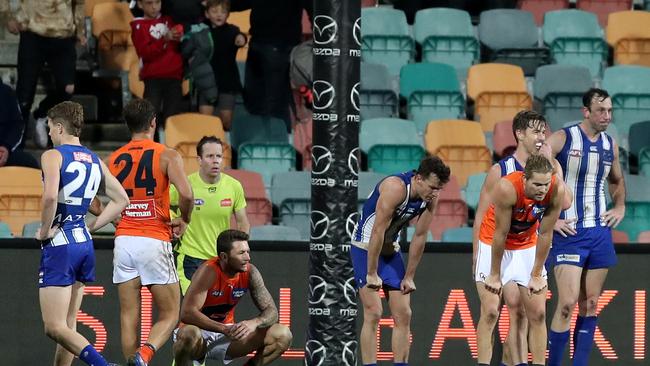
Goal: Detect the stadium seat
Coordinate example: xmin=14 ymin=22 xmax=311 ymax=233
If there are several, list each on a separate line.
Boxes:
xmin=360 ymin=118 xmax=425 ymax=174
xmin=0 ymin=222 xmax=12 ymax=238
xmin=279 ymin=200 xmax=311 ymax=240
xmin=424 ymin=120 xmax=492 ymax=186
xmin=358 ymin=172 xmax=386 ymax=211
xmin=238 ymin=143 xmax=296 ymax=189
xmin=224 ymin=169 xmax=272 ymax=227
xmin=0 ymin=167 xmax=43 ymax=236
xmin=637 ymin=230 xmax=650 ymax=243
xmin=230 ymin=112 xmax=289 ymax=152
xmin=543 ymin=9 xmax=607 ymax=78
xmin=466 ymin=63 xmax=532 ymax=132
xmin=428 ymin=175 xmax=468 ymax=240
xmin=463 ymin=172 xmax=488 ymax=212
xmin=360 ymin=62 xmax=399 ymax=120
xmin=413 ymin=8 xmax=479 ymax=75
xmin=617 ymin=174 xmax=650 ymax=240
xmin=400 ymin=63 xmax=465 ymax=132
xmin=606 ymin=10 xmax=650 ymax=67
xmin=639 ymin=146 xmax=650 ymax=176
xmin=164 ymin=113 xmax=231 ymax=174
xmin=441 ymin=226 xmax=473 ymax=242
xmin=628 ymin=120 xmax=650 ymax=172
xmin=534 ymin=64 xmax=593 ymax=131
xmin=250 ymin=225 xmax=303 ymax=241
xmin=516 ymin=0 xmax=570 ymax=25
xmin=91 ymin=2 xmax=137 ymax=71
xmin=270 ymin=171 xmax=310 ymax=209
xmin=611 ymin=229 xmax=630 ymax=244
xmin=21 ymin=221 xmax=40 ymax=238
xmin=361 ymin=7 xmax=414 ymax=76
xmin=229 ymin=9 xmax=250 ymax=61
xmin=492 ymin=120 xmax=517 ymax=158
xmin=576 ymin=0 xmax=633 ymax=27
xmin=601 ymin=65 xmax=650 ymax=147
xmin=405 ymin=226 xmax=435 ymax=243
xmin=478 ymin=9 xmax=549 ymax=76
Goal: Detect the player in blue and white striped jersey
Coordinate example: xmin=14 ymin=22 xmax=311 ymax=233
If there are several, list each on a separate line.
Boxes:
xmin=37 ymin=101 xmax=129 ymax=366
xmin=351 ymin=156 xmax=450 ymax=366
xmin=546 ymin=88 xmax=626 ymax=366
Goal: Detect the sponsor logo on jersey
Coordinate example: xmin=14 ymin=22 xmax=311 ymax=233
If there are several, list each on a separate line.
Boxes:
xmin=73 ymin=151 xmax=93 ymax=163
xmin=194 ymin=199 xmax=204 ymax=206
xmin=211 ymin=290 xmax=223 ymax=297
xmin=220 ymin=198 xmax=232 ymax=207
xmin=232 ymin=288 xmax=247 ymax=298
xmin=569 ymin=149 xmax=582 ymax=157
xmin=123 ymin=199 xmax=156 ymax=219
xmin=556 ymin=254 xmax=580 ymax=263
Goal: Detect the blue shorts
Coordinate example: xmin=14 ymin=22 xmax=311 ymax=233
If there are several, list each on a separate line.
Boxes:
xmin=350 ymin=245 xmax=405 ymax=290
xmin=39 ymin=241 xmax=96 ymax=287
xmin=550 ymin=226 xmax=617 ymax=269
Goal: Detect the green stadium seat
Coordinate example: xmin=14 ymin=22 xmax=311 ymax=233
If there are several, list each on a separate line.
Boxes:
xmin=405 ymin=226 xmax=436 ymax=243
xmin=639 ymin=147 xmax=650 ymax=177
xmin=270 ymin=171 xmax=310 ymax=209
xmin=413 ymin=8 xmax=479 ymax=75
xmin=534 ymin=64 xmax=593 ymax=131
xmin=0 ymin=221 xmax=13 ymax=238
xmin=361 ymin=62 xmax=399 ymax=120
xmin=543 ymin=9 xmax=607 ymax=77
xmin=238 ymin=143 xmax=295 ymax=189
xmin=400 ymin=63 xmax=464 ymax=132
xmin=628 ymin=121 xmax=650 ymax=173
xmin=279 ymin=200 xmax=311 ymax=240
xmin=617 ymin=174 xmax=650 ymax=240
xmin=250 ymin=225 xmax=303 ymax=241
xmin=358 ymin=172 xmax=387 ymax=211
xmin=21 ymin=221 xmax=40 ymax=238
xmin=360 ymin=118 xmax=424 ymax=174
xmin=230 ymin=112 xmax=289 ymax=152
xmin=479 ymin=9 xmax=549 ymax=76
xmin=463 ymin=172 xmax=487 ymax=212
xmin=441 ymin=227 xmax=473 ymax=242
xmin=361 ymin=7 xmax=414 ymax=76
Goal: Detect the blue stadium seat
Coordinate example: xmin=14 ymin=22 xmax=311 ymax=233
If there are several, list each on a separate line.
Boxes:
xmin=360 ymin=118 xmax=424 ymax=174
xmin=361 ymin=62 xmax=399 ymax=120
xmin=361 ymin=7 xmax=414 ymax=76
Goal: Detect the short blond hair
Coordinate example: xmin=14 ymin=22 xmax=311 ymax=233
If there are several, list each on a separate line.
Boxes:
xmin=47 ymin=101 xmax=84 ymax=137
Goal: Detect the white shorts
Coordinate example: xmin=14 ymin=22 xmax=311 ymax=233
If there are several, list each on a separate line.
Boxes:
xmin=474 ymin=241 xmax=547 ymax=287
xmin=113 ymin=235 xmax=179 ymax=285
xmin=173 ymin=327 xmax=242 ymax=365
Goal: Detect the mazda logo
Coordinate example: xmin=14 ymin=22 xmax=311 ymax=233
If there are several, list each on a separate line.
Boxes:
xmin=341 ymin=277 xmax=357 ymax=306
xmin=346 ymin=212 xmax=359 ymax=241
xmin=311 ymin=145 xmax=333 ymax=175
xmin=341 ymin=340 xmax=358 ymax=366
xmin=350 ymin=82 xmax=360 ymax=112
xmin=310 ymin=210 xmax=330 ymax=240
xmin=308 ymin=275 xmax=328 ymax=305
xmin=353 ymin=17 xmax=361 ymax=47
xmin=313 ymin=15 xmax=338 ymax=45
xmin=305 ymin=339 xmax=326 ymax=366
xmin=348 ymin=147 xmax=360 ymax=177
xmin=312 ymin=80 xmax=335 ymax=110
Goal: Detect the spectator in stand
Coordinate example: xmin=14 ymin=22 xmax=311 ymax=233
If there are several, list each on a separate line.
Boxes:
xmin=131 ymin=0 xmax=184 ymax=139
xmin=0 ymin=80 xmax=39 ymax=168
xmin=1 ymin=0 xmax=85 ymax=149
xmin=182 ymin=0 xmax=246 ymax=130
xmin=231 ymin=0 xmax=312 ymax=129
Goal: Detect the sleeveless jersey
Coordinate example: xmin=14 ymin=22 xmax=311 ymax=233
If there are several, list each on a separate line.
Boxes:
xmin=200 ymin=258 xmax=250 ymax=324
xmin=352 ymin=171 xmax=427 ymax=243
xmin=556 ymin=125 xmax=614 ymax=229
xmin=498 ymin=155 xmax=524 ymax=176
xmin=108 ymin=139 xmax=171 ymax=241
xmin=479 ymin=171 xmax=556 ymax=250
xmin=48 ymin=145 xmax=103 ymax=245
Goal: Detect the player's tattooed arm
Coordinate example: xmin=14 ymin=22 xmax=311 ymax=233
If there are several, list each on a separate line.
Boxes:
xmin=249 ymin=264 xmax=278 ymax=328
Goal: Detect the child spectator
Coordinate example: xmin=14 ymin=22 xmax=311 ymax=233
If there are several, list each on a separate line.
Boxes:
xmin=182 ymin=0 xmax=245 ymax=130
xmin=131 ymin=0 xmax=184 ymax=137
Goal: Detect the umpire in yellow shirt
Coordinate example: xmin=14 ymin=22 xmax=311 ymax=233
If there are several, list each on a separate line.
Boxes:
xmin=170 ymin=135 xmax=250 ymax=294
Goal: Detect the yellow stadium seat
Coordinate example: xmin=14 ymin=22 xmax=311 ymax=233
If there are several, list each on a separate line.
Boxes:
xmin=467 ymin=63 xmax=532 ymax=132
xmin=85 ymin=0 xmax=116 ymax=18
xmin=606 ymin=10 xmax=650 ymax=67
xmin=424 ymin=120 xmax=492 ymax=186
xmin=0 ymin=167 xmax=43 ymax=235
xmin=92 ymin=2 xmax=137 ymax=71
xmin=230 ymin=10 xmax=250 ymax=61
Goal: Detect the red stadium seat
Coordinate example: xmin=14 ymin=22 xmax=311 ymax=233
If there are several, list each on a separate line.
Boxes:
xmin=517 ymin=0 xmax=570 ymax=25
xmin=225 ymin=169 xmax=273 ymax=227
xmin=576 ymin=0 xmax=633 ymax=27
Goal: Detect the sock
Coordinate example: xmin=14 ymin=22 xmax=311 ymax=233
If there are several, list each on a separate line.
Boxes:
xmin=138 ymin=343 xmax=156 ymax=363
xmin=79 ymin=344 xmax=108 ymax=366
xmin=572 ymin=315 xmax=585 ymax=350
xmin=548 ymin=329 xmax=570 ymax=366
xmin=573 ymin=316 xmax=597 ymax=366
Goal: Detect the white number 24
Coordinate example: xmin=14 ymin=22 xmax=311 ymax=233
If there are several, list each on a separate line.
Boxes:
xmin=61 ymin=161 xmax=101 ymax=206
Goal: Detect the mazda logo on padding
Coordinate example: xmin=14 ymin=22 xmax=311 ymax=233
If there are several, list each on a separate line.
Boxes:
xmin=308 ymin=275 xmax=328 ymax=305
xmin=305 ymin=339 xmax=326 ymax=366
xmin=311 ymin=145 xmax=333 ymax=175
xmin=312 ymin=80 xmax=335 ymax=110
xmin=350 ymin=82 xmax=360 ymax=112
xmin=341 ymin=340 xmax=358 ymax=366
xmin=342 ymin=277 xmax=357 ymax=306
xmin=310 ymin=210 xmax=330 ymax=240
xmin=346 ymin=212 xmax=359 ymax=241
xmin=348 ymin=147 xmax=360 ymax=177
xmin=313 ymin=15 xmax=338 ymax=45
xmin=353 ymin=17 xmax=361 ymax=47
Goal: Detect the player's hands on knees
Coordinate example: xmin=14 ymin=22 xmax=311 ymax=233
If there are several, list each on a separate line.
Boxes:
xmin=169 ymin=218 xmax=188 ymax=238
xmin=400 ymin=277 xmax=416 ymax=294
xmin=227 ymin=320 xmax=257 ymax=341
xmin=553 ymin=218 xmax=577 ymax=237
xmin=528 ymin=275 xmax=547 ymax=296
xmin=484 ymin=274 xmax=502 ymax=295
xmin=601 ymin=206 xmax=625 ymax=228
xmin=365 ymin=273 xmax=382 ymax=291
